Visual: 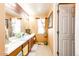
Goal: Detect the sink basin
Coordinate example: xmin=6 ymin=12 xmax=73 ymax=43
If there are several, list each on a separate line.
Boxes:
xmin=20 ymin=34 xmax=31 ymax=40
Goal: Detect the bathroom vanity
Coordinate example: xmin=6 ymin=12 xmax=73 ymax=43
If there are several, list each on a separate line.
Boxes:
xmin=5 ymin=33 xmax=35 ymax=56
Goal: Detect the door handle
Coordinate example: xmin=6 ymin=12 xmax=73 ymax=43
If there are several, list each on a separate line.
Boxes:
xmin=57 ymin=31 xmax=59 ymax=34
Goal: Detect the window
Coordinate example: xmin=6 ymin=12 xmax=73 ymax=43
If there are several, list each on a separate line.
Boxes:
xmin=12 ymin=18 xmax=21 ymax=34
xmin=37 ymin=19 xmax=45 ymax=34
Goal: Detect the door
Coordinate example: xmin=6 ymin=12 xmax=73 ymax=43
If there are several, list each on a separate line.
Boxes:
xmin=59 ymin=4 xmax=75 ymax=56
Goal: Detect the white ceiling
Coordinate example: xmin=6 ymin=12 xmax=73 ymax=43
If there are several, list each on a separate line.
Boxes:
xmin=18 ymin=3 xmax=53 ymax=18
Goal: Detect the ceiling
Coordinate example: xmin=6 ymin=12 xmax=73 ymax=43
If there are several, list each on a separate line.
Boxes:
xmin=18 ymin=3 xmax=53 ymax=18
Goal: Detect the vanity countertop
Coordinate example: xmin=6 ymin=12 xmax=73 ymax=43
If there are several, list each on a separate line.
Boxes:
xmin=5 ymin=33 xmax=35 ymax=55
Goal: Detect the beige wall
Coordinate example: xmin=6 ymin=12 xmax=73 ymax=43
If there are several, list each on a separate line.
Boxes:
xmin=52 ymin=3 xmax=58 ymax=56
xmin=75 ymin=3 xmax=79 ymax=56
xmin=48 ymin=29 xmax=53 ymax=53
xmin=29 ymin=17 xmax=38 ymax=33
xmin=48 ymin=3 xmax=58 ymax=56
xmin=0 ymin=4 xmax=5 ymax=55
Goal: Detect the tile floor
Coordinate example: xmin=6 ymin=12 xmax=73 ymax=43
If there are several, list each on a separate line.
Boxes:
xmin=28 ymin=43 xmax=53 ymax=56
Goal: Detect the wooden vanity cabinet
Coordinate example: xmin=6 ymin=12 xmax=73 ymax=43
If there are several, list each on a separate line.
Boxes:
xmin=7 ymin=35 xmax=35 ymax=56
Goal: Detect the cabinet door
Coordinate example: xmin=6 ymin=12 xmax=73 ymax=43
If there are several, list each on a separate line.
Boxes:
xmin=28 ymin=37 xmax=35 ymax=52
xmin=23 ymin=44 xmax=28 ymax=56
xmin=29 ymin=39 xmax=32 ymax=52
